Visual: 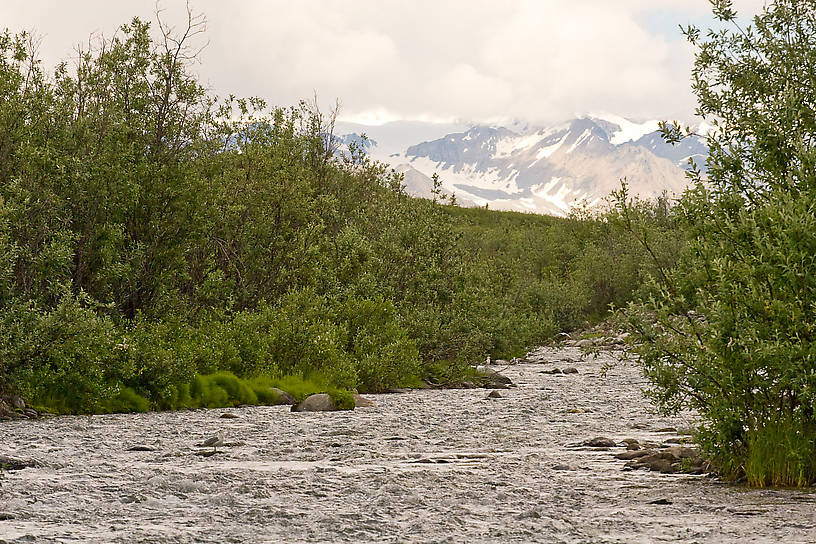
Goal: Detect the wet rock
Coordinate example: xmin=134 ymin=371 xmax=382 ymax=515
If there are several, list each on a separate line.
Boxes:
xmin=0 ymin=399 xmax=15 ymax=419
xmin=622 ymin=438 xmax=640 ymax=450
xmin=615 ymin=449 xmax=652 ymax=460
xmin=486 ymin=391 xmax=503 ymax=399
xmin=584 ymin=437 xmax=616 ymax=448
xmin=623 ymin=447 xmax=701 ymax=474
xmin=626 ymin=453 xmax=679 ymax=474
xmin=127 ymin=445 xmax=156 ymax=452
xmin=23 ymin=408 xmax=38 ymax=418
xmin=542 ymin=368 xmax=563 ymax=375
xmin=291 ymin=393 xmax=338 ymax=412
xmin=194 ymin=450 xmax=220 ymax=457
xmin=562 ymin=367 xmax=579 ymax=374
xmin=656 ymin=427 xmax=678 ymax=433
xmin=648 ymin=498 xmax=673 ymax=505
xmin=353 ymin=394 xmax=376 ymax=408
xmin=0 ymin=512 xmax=16 ymax=520
xmin=479 ymin=368 xmax=513 ymax=388
xmin=220 ymin=413 xmax=240 ymax=419
xmin=0 ymin=456 xmax=38 ymax=471
xmin=552 ymin=464 xmax=573 ymax=471
xmin=665 ymin=445 xmax=698 ymax=460
xmin=270 ymin=388 xmax=296 ymax=405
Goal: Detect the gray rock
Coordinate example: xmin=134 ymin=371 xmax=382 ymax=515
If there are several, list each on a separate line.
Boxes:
xmin=0 ymin=512 xmax=16 ymax=520
xmin=615 ymin=449 xmax=652 ymax=460
xmin=9 ymin=396 xmax=25 ymax=410
xmin=622 ymin=438 xmax=640 ymax=450
xmin=562 ymin=367 xmax=579 ymax=374
xmin=219 ymin=413 xmax=240 ymax=419
xmin=127 ymin=445 xmax=156 ymax=452
xmin=270 ymin=388 xmax=296 ymax=405
xmin=584 ymin=437 xmax=616 ymax=448
xmin=542 ymin=368 xmax=563 ymax=374
xmin=479 ymin=368 xmax=513 ymax=387
xmin=291 ymin=393 xmax=337 ymax=412
xmin=0 ymin=399 xmax=14 ymax=419
xmin=656 ymin=427 xmax=678 ymax=433
xmin=0 ymin=456 xmax=38 ymax=471
xmin=353 ymin=394 xmax=376 ymax=408
xmin=486 ymin=391 xmax=503 ymax=399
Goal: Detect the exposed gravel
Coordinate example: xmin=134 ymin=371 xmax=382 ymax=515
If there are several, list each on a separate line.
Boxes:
xmin=1 ymin=347 xmax=815 ymax=543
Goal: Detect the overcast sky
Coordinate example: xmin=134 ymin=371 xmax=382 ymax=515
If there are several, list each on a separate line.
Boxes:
xmin=1 ymin=0 xmax=768 ymax=125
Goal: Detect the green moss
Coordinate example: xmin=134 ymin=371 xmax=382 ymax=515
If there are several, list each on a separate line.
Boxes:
xmin=326 ymin=388 xmax=355 ymax=410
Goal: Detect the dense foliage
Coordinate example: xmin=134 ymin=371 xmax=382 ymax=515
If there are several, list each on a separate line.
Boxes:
xmin=0 ymin=17 xmax=657 ymax=414
xmin=616 ymin=0 xmax=816 ymax=487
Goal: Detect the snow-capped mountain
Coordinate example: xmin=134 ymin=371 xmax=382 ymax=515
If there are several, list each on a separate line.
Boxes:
xmin=342 ymin=116 xmax=707 ymax=216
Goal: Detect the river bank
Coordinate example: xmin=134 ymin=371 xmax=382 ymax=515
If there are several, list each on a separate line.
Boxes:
xmin=1 ymin=346 xmax=815 ymax=543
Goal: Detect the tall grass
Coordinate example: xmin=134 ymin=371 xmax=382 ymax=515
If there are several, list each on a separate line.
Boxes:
xmin=745 ymin=418 xmax=816 ymax=487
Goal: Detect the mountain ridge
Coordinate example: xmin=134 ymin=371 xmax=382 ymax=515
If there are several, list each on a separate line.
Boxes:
xmin=340 ymin=116 xmax=707 ymax=216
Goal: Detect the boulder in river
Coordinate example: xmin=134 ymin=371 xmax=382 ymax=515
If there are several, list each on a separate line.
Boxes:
xmin=486 ymin=391 xmax=503 ymax=399
xmin=0 ymin=399 xmax=14 ymax=419
xmin=0 ymin=456 xmax=38 ymax=471
xmin=478 ymin=368 xmax=513 ymax=388
xmin=269 ymin=388 xmax=296 ymax=406
xmin=562 ymin=367 xmax=579 ymax=374
xmin=353 ymin=394 xmax=376 ymax=408
xmin=291 ymin=393 xmax=341 ymax=412
xmin=583 ymin=437 xmax=617 ymax=448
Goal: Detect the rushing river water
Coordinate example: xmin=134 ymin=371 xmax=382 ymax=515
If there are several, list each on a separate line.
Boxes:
xmin=1 ymin=346 xmax=815 ymax=543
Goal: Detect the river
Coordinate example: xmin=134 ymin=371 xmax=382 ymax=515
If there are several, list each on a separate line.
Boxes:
xmin=1 ymin=346 xmax=815 ymax=543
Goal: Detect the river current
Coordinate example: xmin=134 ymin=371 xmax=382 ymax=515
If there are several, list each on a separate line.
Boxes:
xmin=1 ymin=346 xmax=815 ymax=543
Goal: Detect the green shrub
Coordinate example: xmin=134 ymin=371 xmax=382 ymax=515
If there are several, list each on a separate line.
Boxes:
xmin=104 ymin=387 xmax=151 ymax=413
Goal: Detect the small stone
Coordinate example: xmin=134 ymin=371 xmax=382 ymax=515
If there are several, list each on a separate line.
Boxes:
xmin=194 ymin=450 xmax=220 ymax=457
xmin=656 ymin=427 xmax=678 ymax=433
xmin=542 ymin=368 xmax=563 ymax=374
xmin=353 ymin=394 xmax=376 ymax=407
xmin=0 ymin=456 xmax=37 ymax=470
xmin=552 ymin=464 xmax=573 ymax=471
xmin=562 ymin=367 xmax=579 ymax=374
xmin=649 ymin=498 xmax=673 ymax=505
xmin=622 ymin=438 xmax=640 ymax=450
xmin=486 ymin=391 xmax=502 ymax=399
xmin=127 ymin=445 xmax=156 ymax=452
xmin=615 ymin=450 xmax=652 ymax=460
xmin=220 ymin=413 xmax=240 ymax=419
xmin=585 ymin=437 xmax=616 ymax=448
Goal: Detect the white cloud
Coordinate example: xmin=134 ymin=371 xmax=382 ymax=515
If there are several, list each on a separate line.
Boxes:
xmin=0 ymin=0 xmax=776 ymax=125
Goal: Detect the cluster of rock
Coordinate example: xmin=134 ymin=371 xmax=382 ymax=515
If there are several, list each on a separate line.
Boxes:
xmin=573 ymin=435 xmax=709 ymax=475
xmin=0 ymin=395 xmax=44 ymax=421
xmin=551 ymin=319 xmax=631 ymax=350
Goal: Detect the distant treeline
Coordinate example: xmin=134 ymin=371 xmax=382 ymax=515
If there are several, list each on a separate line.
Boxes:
xmin=0 ymin=19 xmax=666 ymax=414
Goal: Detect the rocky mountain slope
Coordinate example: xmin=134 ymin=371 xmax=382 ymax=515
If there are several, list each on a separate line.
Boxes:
xmin=343 ymin=116 xmax=707 ymax=216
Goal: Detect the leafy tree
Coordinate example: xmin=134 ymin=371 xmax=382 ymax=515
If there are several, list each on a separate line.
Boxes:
xmin=619 ymin=0 xmax=816 ymax=486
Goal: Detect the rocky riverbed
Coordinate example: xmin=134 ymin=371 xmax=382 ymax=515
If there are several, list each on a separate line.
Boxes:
xmin=1 ymin=347 xmax=815 ymax=543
